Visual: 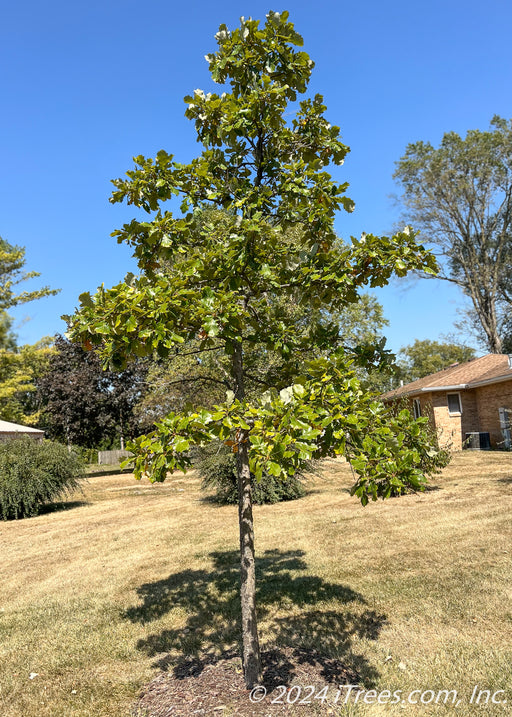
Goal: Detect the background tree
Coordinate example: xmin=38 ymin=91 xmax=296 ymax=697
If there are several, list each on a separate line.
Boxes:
xmin=68 ymin=12 xmax=441 ymax=687
xmin=396 ymin=339 xmax=477 ymax=384
xmin=0 ymin=312 xmax=18 ymax=352
xmin=501 ymin=316 xmax=512 ymax=353
xmin=0 ymin=338 xmax=54 ymax=425
xmin=394 ymin=117 xmax=512 ymax=353
xmin=0 ymin=236 xmax=59 ymax=425
xmin=108 ymin=362 xmax=150 ymax=449
xmin=37 ymin=335 xmax=148 ymax=449
xmin=0 ymin=236 xmax=58 ymax=310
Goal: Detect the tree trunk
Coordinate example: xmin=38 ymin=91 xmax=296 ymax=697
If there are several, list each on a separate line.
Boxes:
xmin=237 ymin=434 xmax=262 ymax=687
xmin=233 ymin=341 xmax=262 ymax=688
xmin=120 ymin=408 xmax=125 ymax=450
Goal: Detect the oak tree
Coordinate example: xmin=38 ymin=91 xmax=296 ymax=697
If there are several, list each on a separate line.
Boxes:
xmin=68 ymin=12 xmax=441 ymax=687
xmin=136 ymin=290 xmax=390 ymax=424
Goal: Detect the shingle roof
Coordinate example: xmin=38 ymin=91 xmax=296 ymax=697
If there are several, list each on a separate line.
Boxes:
xmin=382 ymin=354 xmax=512 ymax=400
xmin=0 ymin=420 xmax=44 ymax=434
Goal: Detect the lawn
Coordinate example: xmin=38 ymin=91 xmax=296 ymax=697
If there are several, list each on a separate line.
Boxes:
xmin=0 ymin=452 xmax=511 ymax=716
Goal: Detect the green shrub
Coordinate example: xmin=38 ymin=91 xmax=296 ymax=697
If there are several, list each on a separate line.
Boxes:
xmin=197 ymin=442 xmax=307 ymax=505
xmin=0 ymin=438 xmax=85 ymax=520
xmin=72 ymin=445 xmax=98 ymax=465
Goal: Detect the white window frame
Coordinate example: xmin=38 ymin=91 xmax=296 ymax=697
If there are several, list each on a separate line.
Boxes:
xmin=447 ymin=392 xmax=462 ymax=415
xmin=413 ymin=398 xmax=422 ymax=419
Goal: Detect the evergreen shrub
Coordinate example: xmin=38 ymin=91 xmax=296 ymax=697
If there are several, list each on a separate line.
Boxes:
xmin=197 ymin=442 xmax=306 ymax=505
xmin=0 ymin=438 xmax=84 ymax=519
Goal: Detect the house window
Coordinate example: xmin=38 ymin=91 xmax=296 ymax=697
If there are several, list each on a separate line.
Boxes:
xmin=447 ymin=393 xmax=462 ymax=415
xmin=413 ymin=398 xmax=421 ymax=419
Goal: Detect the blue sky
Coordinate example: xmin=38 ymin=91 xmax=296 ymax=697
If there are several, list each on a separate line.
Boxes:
xmin=1 ymin=0 xmax=511 ymax=354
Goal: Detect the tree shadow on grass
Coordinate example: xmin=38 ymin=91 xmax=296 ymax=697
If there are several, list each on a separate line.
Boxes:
xmin=123 ymin=549 xmax=385 ymax=687
xmin=38 ymin=500 xmax=89 ymax=515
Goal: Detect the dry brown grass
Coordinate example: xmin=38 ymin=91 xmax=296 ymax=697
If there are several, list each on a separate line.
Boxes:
xmin=0 ymin=452 xmax=511 ymax=716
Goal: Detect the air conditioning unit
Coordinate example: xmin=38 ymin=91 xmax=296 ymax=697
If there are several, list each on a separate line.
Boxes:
xmin=464 ymin=432 xmax=491 ymax=450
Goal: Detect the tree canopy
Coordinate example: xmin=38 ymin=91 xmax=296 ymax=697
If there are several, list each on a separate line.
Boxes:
xmin=394 ymin=117 xmax=512 ymax=353
xmin=0 ymin=236 xmax=58 ymax=311
xmin=67 ymin=11 xmax=443 ymax=687
xmin=396 ymin=339 xmax=476 ymax=384
xmin=0 ymin=338 xmax=53 ymax=425
xmin=37 ymin=335 xmax=148 ymax=449
xmin=0 ymin=238 xmax=59 ymax=425
xmin=136 ymin=289 xmax=390 ymax=424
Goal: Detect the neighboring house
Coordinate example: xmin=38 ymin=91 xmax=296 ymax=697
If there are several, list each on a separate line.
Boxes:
xmin=0 ymin=420 xmax=44 ymax=442
xmin=382 ymin=354 xmax=512 ymax=450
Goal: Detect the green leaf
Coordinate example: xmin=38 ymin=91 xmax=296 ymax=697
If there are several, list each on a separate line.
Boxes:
xmin=125 ymin=316 xmax=137 ymax=332
xmin=267 ymin=461 xmax=281 ymax=476
xmin=174 ymin=438 xmax=191 ymax=452
xmin=79 ymin=292 xmax=94 ymax=308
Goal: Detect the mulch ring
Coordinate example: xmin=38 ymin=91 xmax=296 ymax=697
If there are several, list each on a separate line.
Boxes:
xmin=133 ymin=647 xmax=362 ymax=716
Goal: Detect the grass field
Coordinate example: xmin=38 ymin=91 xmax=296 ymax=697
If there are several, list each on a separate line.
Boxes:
xmin=0 ymin=452 xmax=511 ymax=716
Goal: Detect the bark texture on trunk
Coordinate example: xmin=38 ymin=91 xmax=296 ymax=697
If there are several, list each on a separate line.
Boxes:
xmin=237 ymin=435 xmax=262 ymax=687
xmin=233 ymin=341 xmax=262 ymax=688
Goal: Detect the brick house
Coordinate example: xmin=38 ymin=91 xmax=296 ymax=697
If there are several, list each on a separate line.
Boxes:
xmin=381 ymin=354 xmax=512 ymax=450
